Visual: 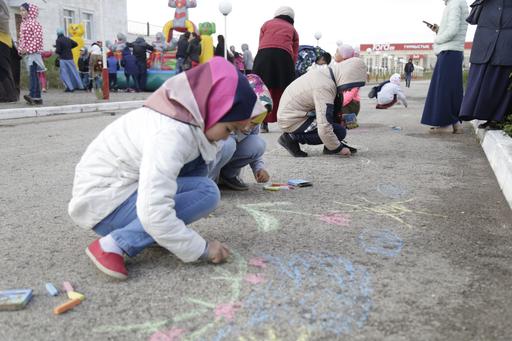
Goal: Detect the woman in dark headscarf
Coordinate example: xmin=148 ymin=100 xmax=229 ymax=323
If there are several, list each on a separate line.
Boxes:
xmin=252 ymin=6 xmax=299 ymax=133
xmin=0 ymin=0 xmax=19 ymax=102
xmin=459 ymin=0 xmax=512 ymax=129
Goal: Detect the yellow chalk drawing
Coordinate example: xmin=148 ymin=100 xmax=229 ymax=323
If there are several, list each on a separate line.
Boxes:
xmin=238 ymin=202 xmax=292 ymax=232
xmin=239 ymin=327 xmax=310 ymax=341
xmin=335 ymin=197 xmax=447 ymax=229
xmin=92 ymin=251 xmax=247 ymax=339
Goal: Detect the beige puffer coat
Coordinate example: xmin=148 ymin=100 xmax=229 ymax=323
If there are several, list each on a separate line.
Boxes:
xmin=277 ymin=58 xmax=367 ymax=151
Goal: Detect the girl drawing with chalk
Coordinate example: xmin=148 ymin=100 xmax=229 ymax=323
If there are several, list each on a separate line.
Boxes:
xmin=68 ymin=57 xmax=265 ymax=280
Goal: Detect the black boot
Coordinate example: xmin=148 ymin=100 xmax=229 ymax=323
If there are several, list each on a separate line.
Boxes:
xmin=278 ymin=133 xmax=308 ymax=157
xmin=261 ymin=122 xmax=269 ymax=133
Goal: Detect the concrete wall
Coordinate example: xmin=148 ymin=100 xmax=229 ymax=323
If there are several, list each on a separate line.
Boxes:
xmin=7 ymin=0 xmax=127 ymax=50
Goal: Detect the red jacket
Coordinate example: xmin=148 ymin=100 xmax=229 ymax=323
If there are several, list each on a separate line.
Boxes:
xmin=258 ymin=18 xmax=299 ymax=63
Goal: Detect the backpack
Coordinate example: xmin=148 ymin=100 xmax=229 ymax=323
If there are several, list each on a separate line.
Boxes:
xmin=295 ymin=45 xmax=326 ymax=77
xmin=368 ymin=80 xmax=390 ymax=99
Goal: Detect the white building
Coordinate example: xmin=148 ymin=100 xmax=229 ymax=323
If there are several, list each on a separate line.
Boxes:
xmin=7 ymin=0 xmax=127 ymax=50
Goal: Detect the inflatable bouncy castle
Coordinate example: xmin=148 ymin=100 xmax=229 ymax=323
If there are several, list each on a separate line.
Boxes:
xmin=163 ymin=0 xmax=198 ymax=42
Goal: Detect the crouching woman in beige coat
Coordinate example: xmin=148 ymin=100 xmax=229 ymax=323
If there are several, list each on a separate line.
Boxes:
xmin=277 ymin=57 xmax=366 ymax=157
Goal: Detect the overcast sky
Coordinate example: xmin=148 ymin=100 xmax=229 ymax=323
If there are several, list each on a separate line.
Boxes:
xmin=127 ymin=0 xmax=477 ymax=54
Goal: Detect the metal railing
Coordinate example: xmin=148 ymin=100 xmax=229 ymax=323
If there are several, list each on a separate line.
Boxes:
xmin=127 ymin=20 xmax=164 ymax=37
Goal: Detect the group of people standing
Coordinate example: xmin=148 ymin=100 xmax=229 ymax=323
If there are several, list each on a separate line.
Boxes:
xmin=422 ymin=0 xmax=511 ymax=133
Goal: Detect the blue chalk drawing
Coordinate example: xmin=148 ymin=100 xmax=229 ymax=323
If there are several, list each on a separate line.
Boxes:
xmin=212 ymin=253 xmax=373 ymax=339
xmin=358 ymin=229 xmax=404 ymax=257
xmin=377 ymin=183 xmax=408 ymax=199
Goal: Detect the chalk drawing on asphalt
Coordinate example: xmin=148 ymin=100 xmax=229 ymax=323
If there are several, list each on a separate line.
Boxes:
xmin=335 ymin=197 xmax=447 ymax=229
xmin=358 ymin=229 xmax=404 ymax=257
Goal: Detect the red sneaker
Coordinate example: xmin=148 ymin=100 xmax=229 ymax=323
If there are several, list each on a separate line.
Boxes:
xmin=85 ymin=239 xmax=128 ymax=280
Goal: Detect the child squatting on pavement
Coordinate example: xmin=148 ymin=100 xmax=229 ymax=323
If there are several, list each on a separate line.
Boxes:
xmin=68 ymin=58 xmax=265 ymax=280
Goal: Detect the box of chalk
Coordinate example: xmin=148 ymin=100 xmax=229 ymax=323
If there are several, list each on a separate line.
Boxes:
xmin=0 ymin=289 xmax=33 ymax=311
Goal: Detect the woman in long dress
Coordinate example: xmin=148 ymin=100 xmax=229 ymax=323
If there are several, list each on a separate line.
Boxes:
xmin=252 ymin=6 xmax=299 ymax=133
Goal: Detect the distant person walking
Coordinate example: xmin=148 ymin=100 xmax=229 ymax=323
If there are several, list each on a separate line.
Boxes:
xmin=55 ymin=28 xmax=83 ymax=92
xmin=253 ymin=6 xmax=299 ymax=133
xmin=0 ymin=0 xmax=19 ymax=102
xmin=459 ymin=0 xmax=512 ymax=130
xmin=241 ymin=43 xmax=253 ymax=74
xmin=404 ymin=58 xmax=414 ymax=88
xmin=421 ymin=0 xmax=468 ymax=133
xmin=18 ymin=2 xmax=44 ymax=105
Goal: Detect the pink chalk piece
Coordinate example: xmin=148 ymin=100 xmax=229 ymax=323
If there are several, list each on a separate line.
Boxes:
xmin=214 ymin=302 xmax=242 ymax=322
xmin=319 ymin=213 xmax=351 ymax=227
xmin=62 ymin=281 xmax=74 ymax=293
xmin=149 ymin=328 xmax=187 ymax=341
xmin=248 ymin=257 xmax=267 ymax=268
xmin=245 ymin=274 xmax=267 ymax=285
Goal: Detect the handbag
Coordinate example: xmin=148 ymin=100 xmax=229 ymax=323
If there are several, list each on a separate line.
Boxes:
xmin=466 ymin=0 xmax=485 ymax=25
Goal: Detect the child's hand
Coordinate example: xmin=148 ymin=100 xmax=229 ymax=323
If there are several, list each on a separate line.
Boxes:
xmin=207 ymin=240 xmax=230 ymax=264
xmin=431 ymin=24 xmax=439 ymax=33
xmin=254 ymin=169 xmax=270 ymax=183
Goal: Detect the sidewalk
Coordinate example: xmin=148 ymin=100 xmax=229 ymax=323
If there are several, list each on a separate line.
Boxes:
xmin=0 ymin=89 xmax=147 ymax=120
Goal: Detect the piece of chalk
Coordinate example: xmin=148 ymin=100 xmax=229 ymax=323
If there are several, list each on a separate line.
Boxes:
xmin=67 ymin=291 xmax=85 ymax=301
xmin=62 ymin=281 xmax=74 ymax=293
xmin=45 ymin=283 xmax=59 ymax=296
xmin=263 ymin=185 xmax=282 ymax=191
xmin=53 ymin=298 xmax=81 ymax=315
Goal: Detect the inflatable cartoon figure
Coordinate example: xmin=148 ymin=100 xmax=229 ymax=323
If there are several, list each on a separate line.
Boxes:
xmin=68 ymin=23 xmax=84 ymax=66
xmin=163 ymin=0 xmax=198 ymax=43
xmin=150 ymin=32 xmax=170 ymax=70
xmin=199 ymin=22 xmax=215 ymax=64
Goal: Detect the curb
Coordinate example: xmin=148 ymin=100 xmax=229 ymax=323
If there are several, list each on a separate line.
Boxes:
xmin=472 ymin=120 xmax=512 ymax=210
xmin=0 ymin=101 xmax=145 ymax=120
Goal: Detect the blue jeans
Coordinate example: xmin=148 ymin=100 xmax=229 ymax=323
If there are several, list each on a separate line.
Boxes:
xmin=221 ymin=135 xmax=266 ymax=178
xmin=290 ymin=116 xmax=347 ymax=147
xmin=176 ymin=57 xmax=185 ymax=74
xmin=208 ymin=138 xmax=237 ymax=181
xmin=29 ymin=62 xmax=41 ymax=99
xmin=93 ymin=157 xmax=220 ymax=257
xmin=80 ymin=72 xmax=90 ymax=89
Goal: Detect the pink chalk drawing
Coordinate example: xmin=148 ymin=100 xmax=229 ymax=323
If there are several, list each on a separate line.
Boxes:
xmin=214 ymin=302 xmax=242 ymax=322
xmin=149 ymin=328 xmax=187 ymax=341
xmin=248 ymin=257 xmax=267 ymax=268
xmin=245 ymin=273 xmax=267 ymax=285
xmin=319 ymin=213 xmax=351 ymax=226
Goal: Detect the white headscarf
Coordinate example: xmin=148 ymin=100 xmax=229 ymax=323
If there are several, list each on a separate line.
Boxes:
xmin=337 ymin=44 xmax=355 ymax=60
xmin=274 ymin=6 xmax=295 ymax=19
xmin=390 ymin=73 xmax=401 ymax=85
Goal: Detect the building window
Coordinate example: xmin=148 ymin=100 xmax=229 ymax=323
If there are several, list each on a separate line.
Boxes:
xmin=63 ymin=9 xmax=75 ymax=36
xmin=82 ymin=12 xmax=93 ymax=40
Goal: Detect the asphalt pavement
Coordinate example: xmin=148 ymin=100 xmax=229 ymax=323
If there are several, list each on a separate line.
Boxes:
xmin=0 ymin=80 xmax=511 ymax=341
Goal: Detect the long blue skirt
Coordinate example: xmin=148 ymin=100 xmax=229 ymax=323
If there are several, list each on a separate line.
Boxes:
xmin=421 ymin=51 xmax=464 ymax=127
xmin=459 ymin=63 xmax=512 ymax=122
xmin=59 ymin=59 xmax=83 ymax=91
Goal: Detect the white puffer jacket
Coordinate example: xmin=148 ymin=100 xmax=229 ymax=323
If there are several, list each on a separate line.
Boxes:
xmin=434 ymin=0 xmax=469 ymax=55
xmin=68 ymin=107 xmax=219 ymax=262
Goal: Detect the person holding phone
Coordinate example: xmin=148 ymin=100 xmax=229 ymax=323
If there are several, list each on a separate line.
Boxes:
xmin=420 ymin=0 xmax=469 ymax=134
